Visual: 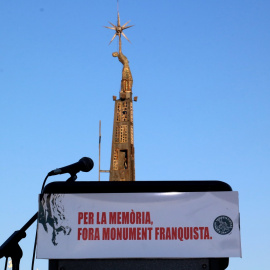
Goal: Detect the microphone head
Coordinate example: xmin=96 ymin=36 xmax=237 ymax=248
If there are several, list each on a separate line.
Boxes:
xmin=79 ymin=157 xmax=94 ymax=172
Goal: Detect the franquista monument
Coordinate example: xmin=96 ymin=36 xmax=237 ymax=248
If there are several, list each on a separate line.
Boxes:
xmin=102 ymin=10 xmax=137 ymax=182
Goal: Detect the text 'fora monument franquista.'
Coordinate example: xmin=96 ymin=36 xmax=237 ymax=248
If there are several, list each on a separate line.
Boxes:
xmin=105 ymin=10 xmax=136 ymax=181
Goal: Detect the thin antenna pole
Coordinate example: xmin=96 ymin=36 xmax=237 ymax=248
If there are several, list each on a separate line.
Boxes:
xmin=99 ymin=120 xmax=101 ymax=181
xmin=117 ymin=0 xmax=121 ymax=53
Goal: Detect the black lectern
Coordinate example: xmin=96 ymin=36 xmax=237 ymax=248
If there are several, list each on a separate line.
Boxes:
xmin=41 ymin=180 xmax=232 ymax=270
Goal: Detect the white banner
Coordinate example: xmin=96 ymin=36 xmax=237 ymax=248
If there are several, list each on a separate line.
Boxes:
xmin=37 ymin=192 xmax=241 ymax=259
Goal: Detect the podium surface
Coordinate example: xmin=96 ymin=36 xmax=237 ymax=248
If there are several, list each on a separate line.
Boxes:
xmin=40 ymin=181 xmax=238 ymax=270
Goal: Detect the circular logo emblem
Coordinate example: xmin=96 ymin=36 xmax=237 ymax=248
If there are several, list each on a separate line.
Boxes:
xmin=213 ymin=215 xmax=233 ymax=235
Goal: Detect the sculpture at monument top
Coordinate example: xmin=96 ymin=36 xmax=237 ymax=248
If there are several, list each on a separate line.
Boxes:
xmin=105 ymin=10 xmax=133 ymax=92
xmin=112 ymin=49 xmax=133 ymax=92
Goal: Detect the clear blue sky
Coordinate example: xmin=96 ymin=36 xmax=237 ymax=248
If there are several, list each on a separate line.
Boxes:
xmin=0 ymin=0 xmax=269 ymax=269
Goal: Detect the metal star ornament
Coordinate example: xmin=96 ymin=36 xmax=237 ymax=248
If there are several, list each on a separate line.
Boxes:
xmin=104 ymin=10 xmax=134 ymax=45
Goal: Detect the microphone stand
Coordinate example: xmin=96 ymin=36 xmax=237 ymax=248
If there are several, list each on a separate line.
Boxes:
xmin=0 ymin=174 xmax=77 ymax=270
xmin=0 ymin=213 xmax=37 ymax=270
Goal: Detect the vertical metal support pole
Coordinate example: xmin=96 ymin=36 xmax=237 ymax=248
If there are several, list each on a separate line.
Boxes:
xmin=99 ymin=120 xmax=101 ymax=182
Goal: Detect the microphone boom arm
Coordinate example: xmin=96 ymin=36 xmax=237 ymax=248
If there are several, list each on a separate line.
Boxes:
xmin=0 ymin=157 xmax=93 ymax=270
xmin=0 ymin=213 xmax=38 ymax=270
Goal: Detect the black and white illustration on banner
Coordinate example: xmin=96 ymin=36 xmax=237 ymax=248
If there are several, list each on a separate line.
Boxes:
xmin=38 ymin=194 xmax=72 ymax=245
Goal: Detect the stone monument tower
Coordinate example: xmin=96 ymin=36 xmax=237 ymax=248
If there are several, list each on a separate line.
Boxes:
xmin=105 ymin=11 xmax=136 ymax=181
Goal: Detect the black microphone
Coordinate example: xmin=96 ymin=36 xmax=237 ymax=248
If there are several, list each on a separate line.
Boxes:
xmin=48 ymin=157 xmax=94 ymax=176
